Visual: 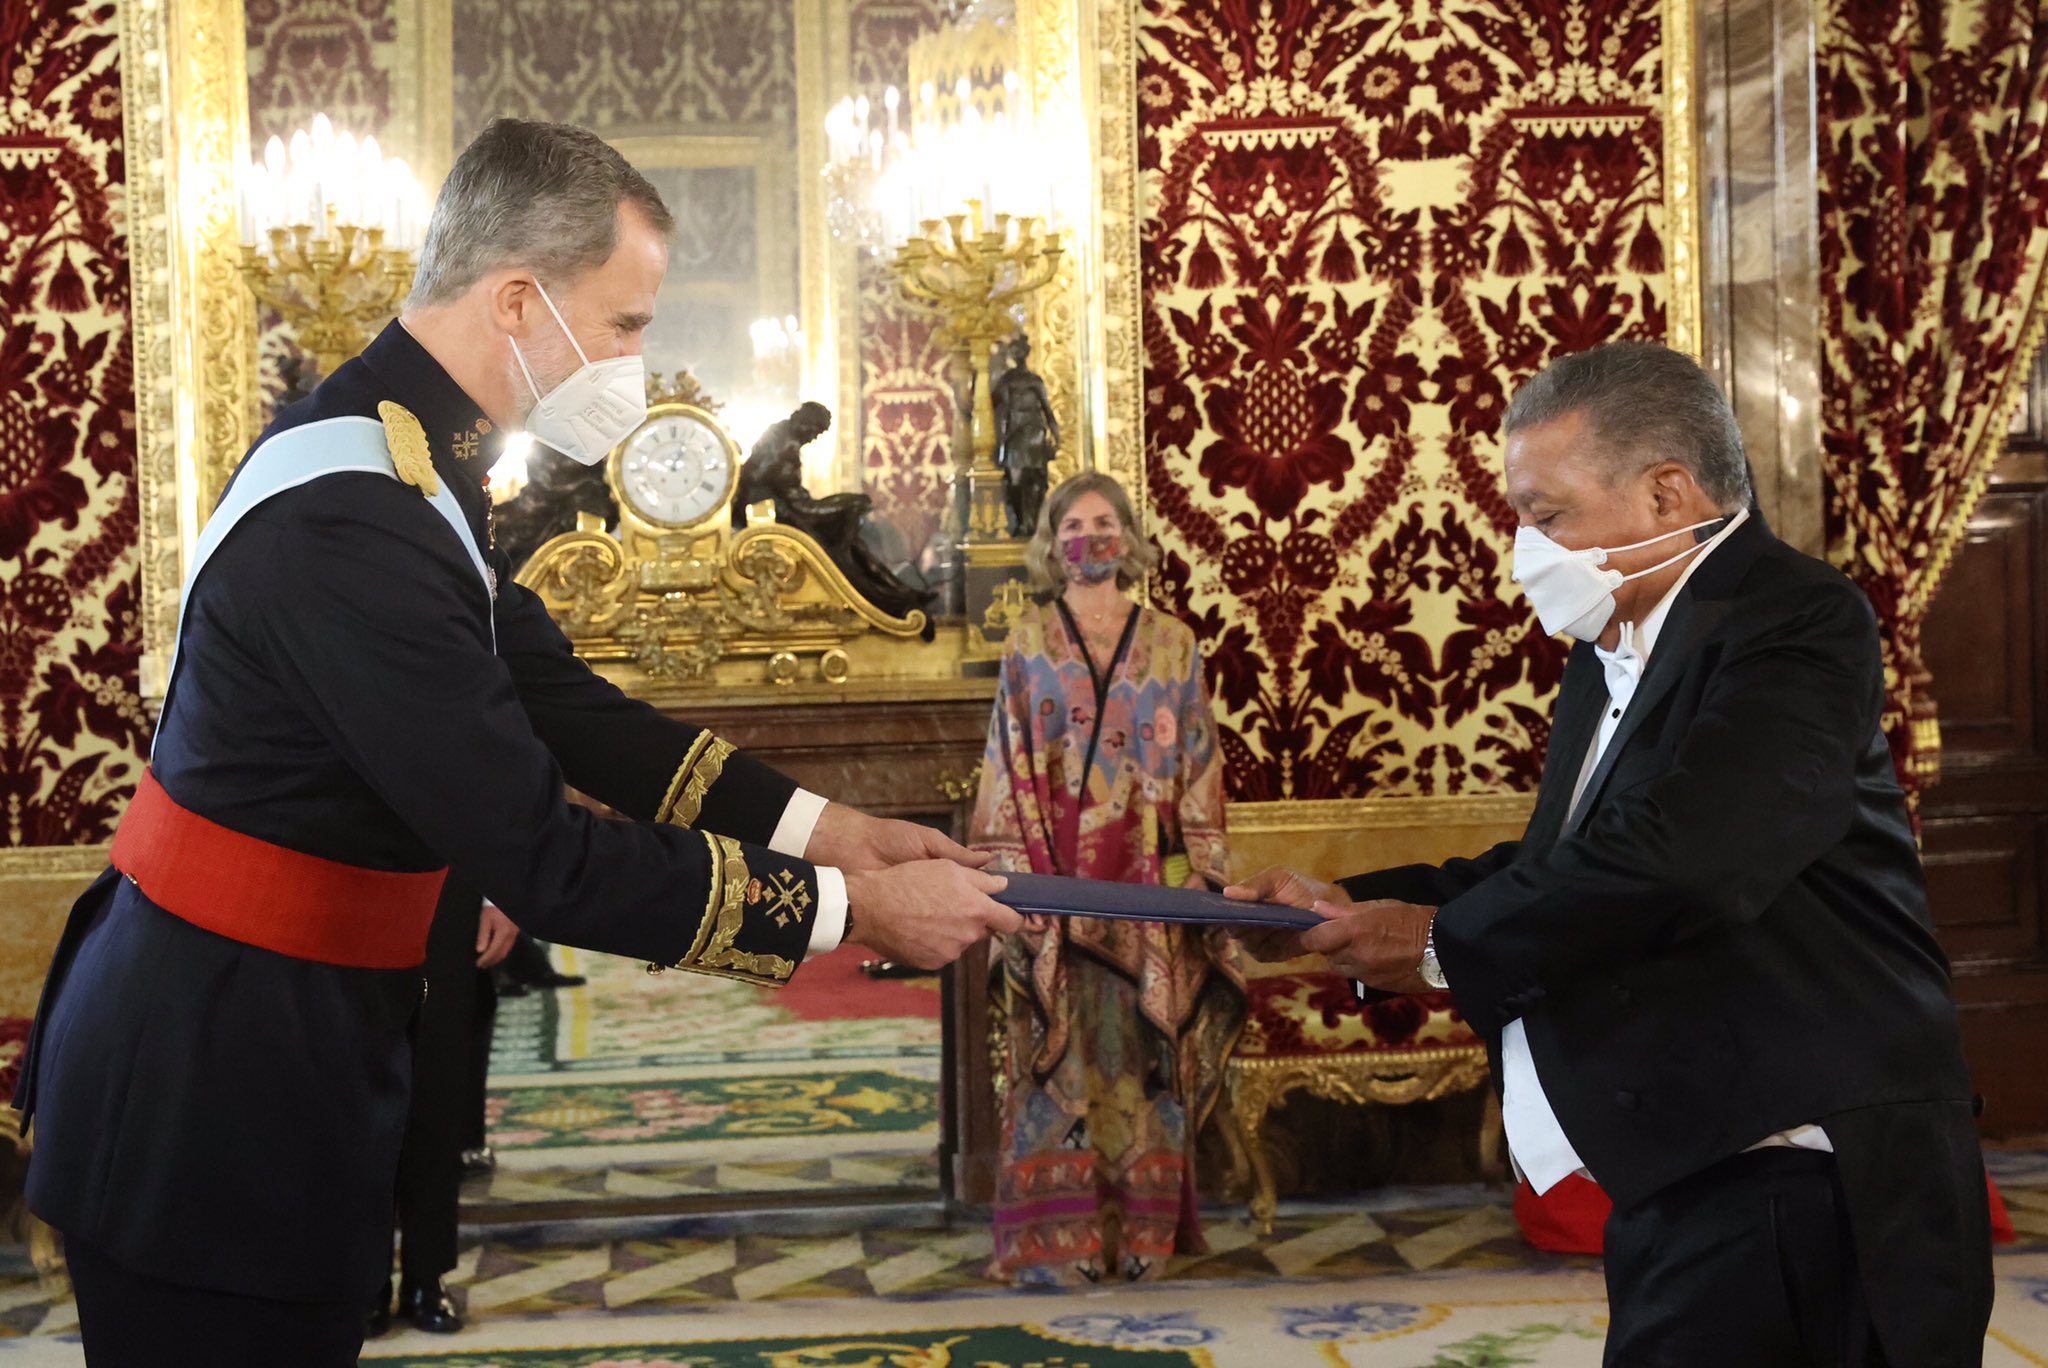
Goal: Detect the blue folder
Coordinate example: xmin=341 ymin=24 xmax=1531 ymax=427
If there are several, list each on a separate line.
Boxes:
xmin=993 ymin=871 xmax=1324 ymax=929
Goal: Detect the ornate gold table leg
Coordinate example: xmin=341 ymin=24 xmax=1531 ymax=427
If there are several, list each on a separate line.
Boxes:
xmin=1479 ymin=1084 xmax=1505 ymax=1180
xmin=1224 ymin=1062 xmax=1283 ymax=1235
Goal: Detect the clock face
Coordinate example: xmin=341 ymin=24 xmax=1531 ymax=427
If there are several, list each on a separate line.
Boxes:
xmin=613 ymin=409 xmax=735 ymax=529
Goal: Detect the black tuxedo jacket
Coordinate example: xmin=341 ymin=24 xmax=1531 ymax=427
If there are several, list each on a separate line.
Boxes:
xmin=1339 ymin=515 xmax=1990 ymax=1365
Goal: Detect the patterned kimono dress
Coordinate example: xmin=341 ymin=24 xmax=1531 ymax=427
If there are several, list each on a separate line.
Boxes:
xmin=970 ymin=599 xmax=1245 ymax=1286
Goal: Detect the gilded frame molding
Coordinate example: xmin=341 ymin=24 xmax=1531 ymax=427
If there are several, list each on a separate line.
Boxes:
xmin=126 ymin=0 xmax=257 ymax=701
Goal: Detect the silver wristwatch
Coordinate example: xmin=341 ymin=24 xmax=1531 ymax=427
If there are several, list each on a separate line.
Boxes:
xmin=1418 ymin=920 xmax=1448 ymax=989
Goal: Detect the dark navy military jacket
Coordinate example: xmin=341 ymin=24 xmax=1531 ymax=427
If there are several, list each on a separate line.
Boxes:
xmin=17 ymin=322 xmax=821 ymax=1301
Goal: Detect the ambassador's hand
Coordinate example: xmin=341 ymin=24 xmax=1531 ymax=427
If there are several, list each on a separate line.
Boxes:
xmin=476 ymin=901 xmax=519 ymax=969
xmin=807 ymin=801 xmax=992 ymax=874
xmin=1301 ymin=899 xmax=1437 ymax=995
xmin=845 ymin=862 xmax=1019 ymax=970
xmin=1221 ymin=866 xmax=1355 ymax=961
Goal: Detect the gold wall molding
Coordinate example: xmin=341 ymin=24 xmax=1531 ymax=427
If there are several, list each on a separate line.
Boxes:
xmin=1016 ymin=0 xmax=1086 ymax=485
xmin=123 ymin=0 xmax=183 ymax=698
xmin=125 ymin=0 xmax=257 ymax=698
xmin=1082 ymin=0 xmax=1146 ymax=544
xmin=1227 ymin=796 xmax=1536 ymax=884
xmin=0 ymin=846 xmax=107 ymax=1020
xmin=1229 ymin=795 xmax=1538 ymax=834
xmin=1665 ymin=0 xmax=1702 ymax=361
xmin=0 ymin=846 xmax=112 ymax=881
xmin=394 ymin=0 xmax=456 ymax=190
xmin=168 ymin=0 xmax=259 ymax=533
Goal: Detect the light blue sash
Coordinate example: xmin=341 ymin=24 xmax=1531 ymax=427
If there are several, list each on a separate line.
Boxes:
xmin=158 ymin=416 xmax=494 ymax=753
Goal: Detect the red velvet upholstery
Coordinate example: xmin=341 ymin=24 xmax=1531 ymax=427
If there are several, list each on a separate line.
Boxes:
xmin=1238 ymin=973 xmax=1480 ymax=1058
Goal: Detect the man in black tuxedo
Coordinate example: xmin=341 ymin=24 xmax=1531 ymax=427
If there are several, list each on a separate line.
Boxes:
xmin=1233 ymin=342 xmax=1991 ymax=1366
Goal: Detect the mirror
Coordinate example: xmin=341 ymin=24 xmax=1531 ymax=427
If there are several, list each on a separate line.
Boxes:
xmin=239 ymin=0 xmax=961 ymax=1217
xmin=122 ymin=0 xmax=1144 ymax=1220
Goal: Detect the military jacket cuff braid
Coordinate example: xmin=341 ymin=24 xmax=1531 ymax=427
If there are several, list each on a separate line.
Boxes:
xmin=646 ymin=830 xmax=824 ymax=986
xmin=653 ymin=760 xmax=844 ymax=965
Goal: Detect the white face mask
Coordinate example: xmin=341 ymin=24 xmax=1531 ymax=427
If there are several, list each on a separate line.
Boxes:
xmin=508 ymin=281 xmax=647 ymax=467
xmin=1511 ymin=513 xmax=1735 ymax=640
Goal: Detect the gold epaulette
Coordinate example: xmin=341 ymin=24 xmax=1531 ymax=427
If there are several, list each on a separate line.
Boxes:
xmin=378 ymin=401 xmax=439 ymax=497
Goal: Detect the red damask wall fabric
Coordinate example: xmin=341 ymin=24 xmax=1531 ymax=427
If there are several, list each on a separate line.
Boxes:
xmin=1139 ymin=0 xmax=1673 ymax=800
xmin=0 ymin=0 xmax=146 ymax=846
xmin=1816 ymin=0 xmax=2048 ymax=796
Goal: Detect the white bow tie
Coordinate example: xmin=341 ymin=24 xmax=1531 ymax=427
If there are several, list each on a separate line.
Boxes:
xmin=1597 ymin=622 xmax=1645 ymax=700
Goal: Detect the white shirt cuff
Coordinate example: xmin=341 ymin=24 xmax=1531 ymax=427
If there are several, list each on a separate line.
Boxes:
xmin=771 ymin=788 xmax=829 ymax=858
xmin=806 ymin=865 xmax=848 ymax=958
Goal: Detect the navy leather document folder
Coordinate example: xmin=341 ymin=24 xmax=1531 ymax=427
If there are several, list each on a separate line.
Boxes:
xmin=992 ymin=872 xmax=1324 ymax=929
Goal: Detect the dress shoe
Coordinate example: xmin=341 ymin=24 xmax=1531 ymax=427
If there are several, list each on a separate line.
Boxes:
xmin=460 ymin=1145 xmax=496 ymax=1178
xmin=364 ymin=1286 xmax=392 ymax=1338
xmin=398 ymin=1277 xmax=464 ymax=1333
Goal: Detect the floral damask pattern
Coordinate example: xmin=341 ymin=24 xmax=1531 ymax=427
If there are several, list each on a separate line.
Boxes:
xmin=453 ymin=0 xmax=797 ymax=141
xmin=1817 ymin=0 xmax=2048 ymax=795
xmin=852 ymin=0 xmax=956 ymax=560
xmin=0 ymin=0 xmax=146 ymax=845
xmin=1139 ymin=0 xmax=1673 ymax=798
xmin=245 ymin=0 xmax=397 ymax=144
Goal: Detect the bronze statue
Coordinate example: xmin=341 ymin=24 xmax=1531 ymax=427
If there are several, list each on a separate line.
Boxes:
xmin=733 ymin=402 xmax=936 ymax=632
xmin=495 ymin=448 xmax=618 ymax=573
xmin=991 ymin=335 xmax=1059 ymax=537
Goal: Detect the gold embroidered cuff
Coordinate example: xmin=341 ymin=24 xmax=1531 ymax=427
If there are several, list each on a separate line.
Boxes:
xmin=656 ymin=733 xmax=736 ymax=828
xmin=655 ymin=832 xmax=798 ymax=987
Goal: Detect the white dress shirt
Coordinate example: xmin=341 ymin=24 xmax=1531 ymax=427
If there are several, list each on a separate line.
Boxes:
xmin=1492 ymin=509 xmax=1832 ymax=1194
xmin=768 ymin=788 xmax=849 ymax=958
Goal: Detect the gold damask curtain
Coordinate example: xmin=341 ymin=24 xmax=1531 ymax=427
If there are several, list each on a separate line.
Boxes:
xmin=1819 ymin=0 xmax=2048 ymax=795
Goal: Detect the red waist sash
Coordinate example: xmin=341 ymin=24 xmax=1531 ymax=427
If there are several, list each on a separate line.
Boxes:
xmin=110 ymin=770 xmax=446 ymax=969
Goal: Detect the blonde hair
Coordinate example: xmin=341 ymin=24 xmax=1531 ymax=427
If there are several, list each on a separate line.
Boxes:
xmin=1025 ymin=471 xmax=1160 ymax=594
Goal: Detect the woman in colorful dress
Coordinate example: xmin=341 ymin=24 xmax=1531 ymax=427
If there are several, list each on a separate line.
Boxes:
xmin=969 ymin=471 xmax=1245 ymax=1286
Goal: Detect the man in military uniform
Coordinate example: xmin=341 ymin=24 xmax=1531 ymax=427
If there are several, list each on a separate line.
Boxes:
xmin=14 ymin=119 xmax=1017 ymax=1365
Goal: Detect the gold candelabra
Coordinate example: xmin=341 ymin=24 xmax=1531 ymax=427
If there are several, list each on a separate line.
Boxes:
xmin=891 ymin=203 xmax=1063 ymax=543
xmin=238 ymin=216 xmax=416 ymax=379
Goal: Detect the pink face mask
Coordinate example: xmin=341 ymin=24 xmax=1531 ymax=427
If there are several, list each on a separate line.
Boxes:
xmin=1063 ymin=534 xmax=1122 ymax=585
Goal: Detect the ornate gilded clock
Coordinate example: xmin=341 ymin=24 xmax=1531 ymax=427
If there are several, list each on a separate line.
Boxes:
xmin=516 ymin=375 xmax=934 ymax=690
xmin=608 ymin=402 xmax=737 ymax=531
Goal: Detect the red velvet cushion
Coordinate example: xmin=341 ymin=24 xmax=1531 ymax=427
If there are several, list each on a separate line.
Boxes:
xmin=1237 ymin=973 xmax=1480 ymax=1058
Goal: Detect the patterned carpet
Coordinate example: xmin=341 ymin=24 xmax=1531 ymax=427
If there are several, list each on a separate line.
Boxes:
xmin=483 ymin=946 xmax=942 ymax=1187
xmin=489 ymin=947 xmax=941 ymax=1077
xmin=0 ymin=1151 xmax=2043 ymax=1362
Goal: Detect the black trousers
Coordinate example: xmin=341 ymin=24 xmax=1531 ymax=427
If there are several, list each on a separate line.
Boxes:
xmin=1603 ymin=1148 xmax=1888 ymax=1367
xmin=387 ymin=877 xmax=494 ymax=1288
xmin=69 ymin=1237 xmax=362 ymax=1367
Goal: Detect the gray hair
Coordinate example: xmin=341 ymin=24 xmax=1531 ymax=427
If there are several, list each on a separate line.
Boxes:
xmin=1026 ymin=471 xmax=1159 ymax=594
xmin=407 ymin=119 xmax=675 ymax=309
xmin=1502 ymin=342 xmax=1753 ymax=512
